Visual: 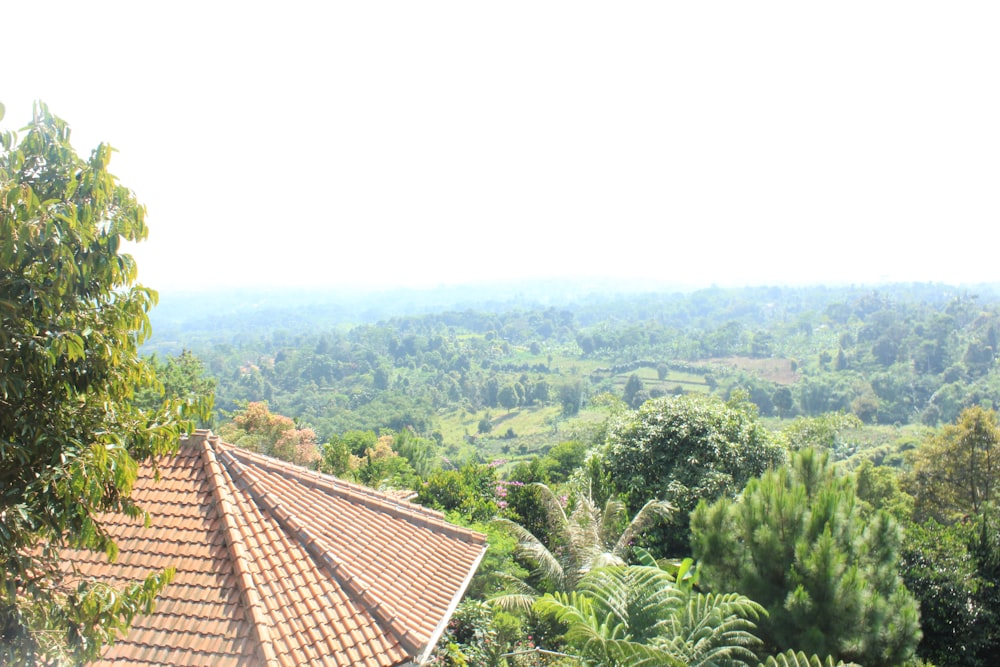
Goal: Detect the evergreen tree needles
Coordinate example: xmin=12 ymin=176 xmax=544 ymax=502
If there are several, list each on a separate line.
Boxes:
xmin=690 ymin=448 xmax=920 ymax=667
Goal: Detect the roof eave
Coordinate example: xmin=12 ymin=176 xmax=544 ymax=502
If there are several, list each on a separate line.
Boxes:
xmin=414 ymin=543 xmax=489 ymax=665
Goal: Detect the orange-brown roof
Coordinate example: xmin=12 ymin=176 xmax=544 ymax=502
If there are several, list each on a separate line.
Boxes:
xmin=64 ymin=430 xmax=486 ymax=666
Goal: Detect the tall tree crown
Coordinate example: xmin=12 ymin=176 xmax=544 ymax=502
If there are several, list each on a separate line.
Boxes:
xmin=1 ymin=103 xmax=201 ymax=663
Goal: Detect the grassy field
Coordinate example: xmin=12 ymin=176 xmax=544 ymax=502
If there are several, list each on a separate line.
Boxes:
xmin=700 ymin=356 xmax=800 ymax=385
xmin=430 ymin=351 xmax=808 ymax=466
xmin=435 ymin=401 xmax=612 ymax=466
xmin=606 ymin=366 xmax=712 ymax=395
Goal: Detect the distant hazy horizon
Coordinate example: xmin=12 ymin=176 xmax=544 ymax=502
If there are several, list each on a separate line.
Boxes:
xmin=5 ymin=2 xmax=998 ymax=294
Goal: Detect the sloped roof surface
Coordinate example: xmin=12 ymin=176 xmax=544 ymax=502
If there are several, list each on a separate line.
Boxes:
xmin=64 ymin=431 xmax=486 ymax=666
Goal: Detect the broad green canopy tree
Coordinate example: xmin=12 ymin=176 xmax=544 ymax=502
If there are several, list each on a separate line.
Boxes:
xmin=898 ymin=512 xmax=1000 ymax=667
xmin=690 ymin=448 xmax=921 ymax=667
xmin=602 ymin=393 xmax=785 ymax=555
xmin=906 ymin=405 xmax=1000 ymax=523
xmin=1 ymin=103 xmax=202 ymax=663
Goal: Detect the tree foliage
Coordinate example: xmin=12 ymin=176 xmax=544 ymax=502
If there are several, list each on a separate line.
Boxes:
xmin=0 ymin=103 xmax=202 ymax=663
xmin=134 ymin=350 xmax=215 ymax=421
xmin=217 ymin=401 xmax=319 ymax=466
xmin=778 ymin=412 xmax=862 ymax=454
xmin=533 ymin=564 xmax=765 ymax=667
xmin=898 ymin=512 xmax=1000 ymax=667
xmin=690 ymin=449 xmax=921 ymax=667
xmin=757 ymin=650 xmax=856 ymax=667
xmin=492 ymin=484 xmax=672 ymax=612
xmin=906 ymin=405 xmax=1000 ymax=522
xmin=602 ymin=393 xmax=785 ymax=555
xmin=417 ymin=461 xmax=503 ymax=523
xmin=348 ymin=433 xmax=419 ymax=490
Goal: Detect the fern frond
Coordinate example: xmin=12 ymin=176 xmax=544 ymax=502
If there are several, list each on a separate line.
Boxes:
xmin=757 ymin=649 xmax=860 ymax=667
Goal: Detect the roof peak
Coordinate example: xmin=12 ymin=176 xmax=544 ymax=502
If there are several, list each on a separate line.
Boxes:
xmin=181 ymin=429 xmax=485 ymax=547
xmin=77 ymin=430 xmax=487 ymax=665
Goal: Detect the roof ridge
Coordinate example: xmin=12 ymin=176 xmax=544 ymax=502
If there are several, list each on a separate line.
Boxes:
xmin=196 ymin=435 xmax=281 ymax=667
xmin=216 ymin=449 xmax=424 ymax=658
xmin=218 ymin=442 xmax=485 ymax=546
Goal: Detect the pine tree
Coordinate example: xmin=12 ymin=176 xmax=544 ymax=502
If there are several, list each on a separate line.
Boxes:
xmin=690 ymin=449 xmax=921 ymax=666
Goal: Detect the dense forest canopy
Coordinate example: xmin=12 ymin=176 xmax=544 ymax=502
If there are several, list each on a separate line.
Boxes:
xmin=18 ymin=261 xmax=1000 ymax=665
xmin=147 ymin=282 xmax=1000 ymax=454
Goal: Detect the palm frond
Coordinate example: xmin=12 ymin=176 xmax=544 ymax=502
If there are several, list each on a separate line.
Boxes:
xmin=613 ymin=499 xmax=674 ymax=558
xmin=632 ymin=546 xmax=660 ymax=568
xmin=591 ymin=551 xmax=627 ymax=570
xmin=536 ymin=588 xmax=688 ymax=667
xmin=537 ymin=564 xmax=771 ymax=667
xmin=599 ymin=498 xmax=627 ymax=547
xmin=489 ymin=592 xmax=539 ymax=613
xmin=492 ymin=516 xmax=566 ymax=591
xmin=567 ymin=494 xmax=603 ymax=575
xmin=530 ymin=481 xmax=570 ymax=534
xmin=602 ymin=638 xmax=690 ymax=667
xmin=488 ymin=572 xmax=541 ymax=612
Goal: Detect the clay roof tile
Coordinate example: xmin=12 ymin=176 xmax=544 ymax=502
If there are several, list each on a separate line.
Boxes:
xmin=61 ymin=430 xmax=485 ymax=666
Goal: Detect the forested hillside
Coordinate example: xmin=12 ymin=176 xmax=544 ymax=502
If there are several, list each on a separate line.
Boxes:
xmin=141 ymin=281 xmax=1000 ymax=666
xmin=148 ymin=282 xmax=1000 ymax=454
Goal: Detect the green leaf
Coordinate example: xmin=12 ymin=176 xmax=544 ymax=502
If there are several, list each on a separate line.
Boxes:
xmin=0 ymin=102 xmax=199 ymax=664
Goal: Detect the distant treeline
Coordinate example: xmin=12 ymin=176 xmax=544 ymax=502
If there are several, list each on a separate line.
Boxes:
xmin=145 ymin=282 xmax=1000 ymax=441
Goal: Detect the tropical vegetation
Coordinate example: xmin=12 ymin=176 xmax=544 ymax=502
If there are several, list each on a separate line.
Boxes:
xmin=7 ymin=101 xmax=1000 ymax=665
xmin=0 ymin=103 xmax=208 ymax=663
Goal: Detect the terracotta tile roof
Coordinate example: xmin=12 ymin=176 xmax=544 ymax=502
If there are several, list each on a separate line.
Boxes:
xmin=63 ymin=430 xmax=487 ymax=666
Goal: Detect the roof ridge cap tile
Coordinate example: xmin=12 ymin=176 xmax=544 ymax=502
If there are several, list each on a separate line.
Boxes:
xmin=217 ymin=449 xmax=425 ymax=658
xmin=218 ymin=442 xmax=486 ymax=547
xmin=198 ymin=437 xmax=281 ymax=667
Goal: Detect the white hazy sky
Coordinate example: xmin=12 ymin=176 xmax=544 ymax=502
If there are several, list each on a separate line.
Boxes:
xmin=4 ymin=2 xmax=999 ymax=293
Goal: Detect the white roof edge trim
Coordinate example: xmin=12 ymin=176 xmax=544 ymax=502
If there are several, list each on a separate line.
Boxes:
xmin=414 ymin=543 xmax=489 ymax=665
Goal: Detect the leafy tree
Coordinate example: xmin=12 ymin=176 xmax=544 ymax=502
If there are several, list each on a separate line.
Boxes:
xmin=532 ymin=379 xmax=551 ymax=403
xmin=541 ymin=439 xmax=589 ymax=484
xmin=498 ymin=384 xmax=519 ymax=412
xmin=906 ymin=405 xmax=1000 ymax=522
xmin=338 ymin=429 xmax=379 ymax=456
xmin=429 ymin=598 xmax=527 ymax=666
xmin=623 ymin=373 xmax=644 ymax=408
xmin=318 ymin=429 xmax=378 ymax=476
xmin=852 ymin=459 xmax=914 ymax=522
xmin=898 ymin=514 xmax=999 ymax=667
xmin=558 ymin=380 xmax=584 ymax=416
xmin=416 ymin=461 xmax=501 ymax=523
xmin=772 ymin=387 xmax=795 ymax=418
xmin=217 ymin=401 xmax=319 ymax=466
xmin=373 ymin=364 xmax=391 ymax=390
xmin=603 ymin=393 xmax=785 ymax=555
xmin=318 ymin=437 xmax=351 ymax=477
xmin=393 ymin=427 xmax=437 ymax=478
xmin=477 ymin=413 xmax=493 ymax=434
xmin=534 ymin=564 xmax=765 ymax=667
xmin=778 ymin=412 xmax=862 ymax=456
xmin=0 ymin=103 xmax=202 ymax=662
xmin=134 ymin=350 xmax=215 ymax=422
xmin=690 ymin=448 xmax=921 ymax=667
xmin=349 ymin=434 xmax=419 ymax=490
